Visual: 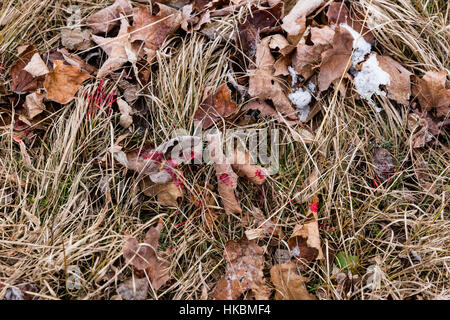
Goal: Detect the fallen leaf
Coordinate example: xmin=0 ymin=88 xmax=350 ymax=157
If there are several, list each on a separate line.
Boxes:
xmin=207 ymin=133 xmax=242 ymax=215
xmin=117 ymin=97 xmax=133 ymax=128
xmin=268 ymin=34 xmax=294 ymax=55
xmin=318 ymin=26 xmax=353 ymax=92
xmin=141 ymin=177 xmax=183 ymax=206
xmin=117 ymin=277 xmax=148 ymax=300
xmin=270 ymin=263 xmax=315 ymax=300
xmin=412 ymin=70 xmax=450 ymax=118
xmin=230 ymin=149 xmax=267 ymax=185
xmin=86 ymin=0 xmax=132 ymax=34
xmin=43 ymin=60 xmax=91 ymax=104
xmin=241 ymin=100 xmax=299 ymax=126
xmin=194 ymin=83 xmax=238 ymax=129
xmin=122 ymin=221 xmax=171 ymax=290
xmin=129 ymin=3 xmax=182 ymax=64
xmin=61 ymin=28 xmax=92 ymax=51
xmin=9 ymin=45 xmax=42 ymax=94
xmin=292 ymin=42 xmax=325 ymax=81
xmin=288 ymin=195 xmax=324 ymax=263
xmin=248 ymin=37 xmax=297 ymax=119
xmin=23 ymin=53 xmax=49 ymax=78
xmin=274 ymin=56 xmax=290 ymax=76
xmin=247 ymin=207 xmax=283 ymax=238
xmin=213 ymin=238 xmax=269 ymax=300
xmin=373 ymin=148 xmax=394 ymax=181
xmin=281 ymin=0 xmax=324 ymax=41
xmin=24 ymin=92 xmax=45 ymax=119
xmin=92 ymin=16 xmax=137 ymax=78
xmin=377 ymin=55 xmax=412 ymax=105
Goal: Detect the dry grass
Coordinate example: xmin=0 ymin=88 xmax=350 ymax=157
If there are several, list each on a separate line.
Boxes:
xmin=0 ymin=0 xmax=449 ymax=300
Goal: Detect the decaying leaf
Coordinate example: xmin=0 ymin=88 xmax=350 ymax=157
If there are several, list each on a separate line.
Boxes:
xmin=194 ymin=83 xmax=238 ymax=129
xmin=117 ymin=277 xmax=149 ymax=300
xmin=377 ymin=55 xmax=412 ymax=105
xmin=281 ymin=0 xmax=324 ymax=41
xmin=407 ymin=112 xmax=442 ymax=148
xmin=373 ymin=148 xmax=394 ymax=181
xmin=23 ymin=53 xmax=49 ymax=78
xmin=129 ymin=3 xmax=182 ymax=63
xmin=412 ymin=70 xmax=450 ymax=118
xmin=230 ymin=149 xmax=267 ymax=185
xmin=43 ymin=60 xmax=91 ymax=104
xmin=141 ymin=177 xmax=183 ymax=206
xmin=9 ymin=45 xmax=42 ymax=94
xmin=92 ymin=16 xmax=137 ymax=78
xmin=117 ymin=97 xmax=133 ymax=128
xmin=270 ymin=263 xmax=315 ymax=300
xmin=268 ymin=34 xmax=294 ymax=56
xmin=318 ymin=26 xmax=353 ymax=92
xmin=248 ymin=37 xmax=297 ymax=119
xmin=288 ymin=195 xmax=324 ymax=263
xmin=86 ymin=0 xmax=132 ymax=34
xmin=24 ymin=92 xmax=45 ymax=119
xmin=208 ymin=133 xmax=242 ymax=215
xmin=61 ymin=28 xmax=92 ymax=51
xmin=122 ymin=221 xmax=171 ymax=290
xmin=213 ymin=238 xmax=269 ymax=300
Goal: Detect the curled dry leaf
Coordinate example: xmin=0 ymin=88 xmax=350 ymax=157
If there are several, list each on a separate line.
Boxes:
xmin=122 ymin=221 xmax=171 ymax=290
xmin=87 ymin=0 xmax=132 ymax=34
xmin=288 ymin=195 xmax=324 ymax=263
xmin=248 ymin=37 xmax=297 ymax=119
xmin=129 ymin=3 xmax=182 ymax=64
xmin=141 ymin=177 xmax=183 ymax=207
xmin=213 ymin=238 xmax=269 ymax=300
xmin=270 ymin=263 xmax=316 ymax=300
xmin=43 ymin=60 xmax=91 ymax=104
xmin=281 ymin=0 xmax=324 ymax=41
xmin=373 ymin=148 xmax=394 ymax=181
xmin=208 ymin=133 xmax=242 ymax=215
xmin=412 ymin=70 xmax=450 ymax=118
xmin=24 ymin=92 xmax=45 ymax=120
xmin=318 ymin=26 xmax=353 ymax=92
xmin=117 ymin=97 xmax=133 ymax=128
xmin=117 ymin=277 xmax=148 ymax=300
xmin=92 ymin=16 xmax=137 ymax=78
xmin=9 ymin=45 xmax=43 ymax=94
xmin=377 ymin=55 xmax=412 ymax=105
xmin=268 ymin=34 xmax=294 ymax=56
xmin=407 ymin=113 xmax=437 ymax=148
xmin=230 ymin=149 xmax=267 ymax=185
xmin=194 ymin=83 xmax=238 ymax=129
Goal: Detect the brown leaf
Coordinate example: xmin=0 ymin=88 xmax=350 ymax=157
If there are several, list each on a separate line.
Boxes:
xmin=270 ymin=263 xmax=316 ymax=300
xmin=213 ymin=238 xmax=269 ymax=300
xmin=43 ymin=60 xmax=91 ymax=104
xmin=230 ymin=149 xmax=267 ymax=185
xmin=208 ymin=133 xmax=242 ymax=215
xmin=412 ymin=70 xmax=450 ymax=118
xmin=247 ymin=207 xmax=284 ymax=239
xmin=377 ymin=55 xmax=412 ymax=105
xmin=23 ymin=53 xmax=49 ymax=78
xmin=24 ymin=92 xmax=45 ymax=120
xmin=407 ymin=113 xmax=437 ymax=148
xmin=288 ymin=195 xmax=324 ymax=263
xmin=242 ymin=100 xmax=299 ymax=126
xmin=248 ymin=37 xmax=297 ymax=119
xmin=268 ymin=34 xmax=294 ymax=56
xmin=141 ymin=177 xmax=183 ymax=206
xmin=373 ymin=148 xmax=394 ymax=181
xmin=61 ymin=28 xmax=92 ymax=51
xmin=92 ymin=16 xmax=137 ymax=78
xmin=86 ymin=0 xmax=132 ymax=34
xmin=122 ymin=221 xmax=171 ymax=290
xmin=194 ymin=83 xmax=238 ymax=129
xmin=318 ymin=26 xmax=353 ymax=92
xmin=129 ymin=3 xmax=182 ymax=63
xmin=9 ymin=45 xmax=42 ymax=94
xmin=117 ymin=277 xmax=148 ymax=300
xmin=117 ymin=97 xmax=133 ymax=128
xmin=281 ymin=0 xmax=324 ymax=40
xmin=292 ymin=43 xmax=325 ymax=81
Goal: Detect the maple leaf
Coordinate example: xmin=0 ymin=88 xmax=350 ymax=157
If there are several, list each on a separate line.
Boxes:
xmin=122 ymin=221 xmax=171 ymax=290
xmin=194 ymin=83 xmax=238 ymax=129
xmin=412 ymin=70 xmax=450 ymax=118
xmin=43 ymin=60 xmax=91 ymax=104
xmin=270 ymin=263 xmax=316 ymax=300
xmin=213 ymin=238 xmax=270 ymax=300
xmin=129 ymin=3 xmax=182 ymax=64
xmin=248 ymin=37 xmax=297 ymax=119
xmin=92 ymin=16 xmax=137 ymax=78
xmin=86 ymin=0 xmax=132 ymax=34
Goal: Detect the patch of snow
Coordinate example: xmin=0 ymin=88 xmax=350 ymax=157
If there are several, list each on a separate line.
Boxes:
xmin=290 ymin=246 xmax=300 ymax=257
xmin=306 ymin=81 xmax=316 ymax=93
xmin=289 ymin=88 xmax=312 ymax=122
xmin=340 ymin=23 xmax=372 ymax=66
xmin=354 ymin=54 xmax=390 ymax=100
xmin=288 ymin=66 xmax=299 ymax=87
